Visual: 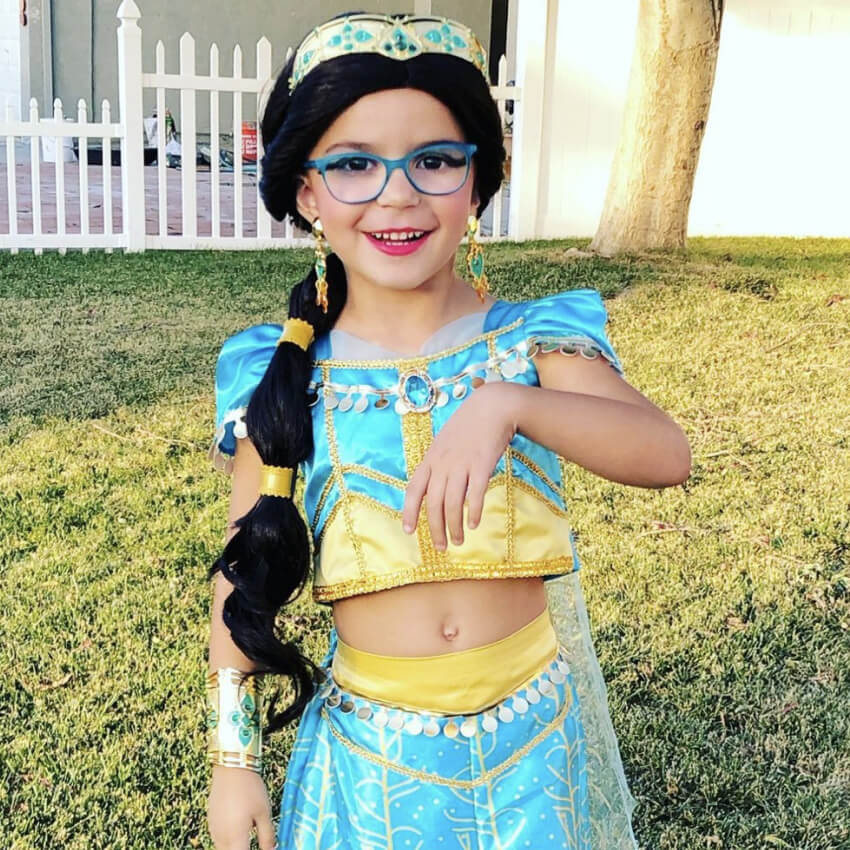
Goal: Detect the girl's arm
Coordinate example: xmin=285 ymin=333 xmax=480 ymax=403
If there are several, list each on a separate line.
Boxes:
xmin=500 ymin=351 xmax=691 ymax=488
xmin=403 ymin=351 xmax=691 ymax=549
xmin=209 ymin=436 xmax=264 ymax=674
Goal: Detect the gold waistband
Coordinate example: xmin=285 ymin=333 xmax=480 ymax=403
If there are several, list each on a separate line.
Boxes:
xmin=331 ymin=608 xmax=558 ymax=714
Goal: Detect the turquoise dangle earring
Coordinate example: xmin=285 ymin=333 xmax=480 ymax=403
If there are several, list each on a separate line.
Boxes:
xmin=465 ymin=215 xmax=489 ymax=303
xmin=312 ymin=218 xmax=329 ymax=313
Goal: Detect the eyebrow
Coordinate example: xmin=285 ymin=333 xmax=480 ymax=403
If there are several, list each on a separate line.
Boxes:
xmin=322 ymin=138 xmax=464 ymax=155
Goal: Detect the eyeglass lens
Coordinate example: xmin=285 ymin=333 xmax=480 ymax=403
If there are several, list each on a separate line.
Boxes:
xmin=323 ymin=144 xmax=471 ymax=203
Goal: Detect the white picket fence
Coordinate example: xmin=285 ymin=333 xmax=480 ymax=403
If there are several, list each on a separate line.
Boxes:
xmin=0 ymin=0 xmax=519 ymax=254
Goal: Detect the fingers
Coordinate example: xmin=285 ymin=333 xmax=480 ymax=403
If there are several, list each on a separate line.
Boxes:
xmin=255 ymin=814 xmax=278 ymax=850
xmin=404 ymin=464 xmax=486 ymax=546
xmin=402 ymin=463 xmax=430 ymax=533
xmin=465 ymin=470 xmax=489 ymax=530
xmin=444 ymin=470 xmax=469 ymax=546
xmin=425 ymin=472 xmax=448 ymax=550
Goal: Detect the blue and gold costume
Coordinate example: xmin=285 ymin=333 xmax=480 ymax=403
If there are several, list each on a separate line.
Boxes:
xmin=211 ymin=289 xmax=639 ymax=849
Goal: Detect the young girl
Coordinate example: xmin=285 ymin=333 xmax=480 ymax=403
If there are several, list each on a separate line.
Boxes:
xmin=206 ymin=11 xmax=690 ymax=850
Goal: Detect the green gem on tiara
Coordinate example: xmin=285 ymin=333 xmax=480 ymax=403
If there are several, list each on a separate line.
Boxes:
xmin=392 ymin=28 xmax=409 ymax=51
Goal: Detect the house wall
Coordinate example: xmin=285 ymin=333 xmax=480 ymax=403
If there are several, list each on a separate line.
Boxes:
xmin=689 ymin=0 xmax=850 ymax=237
xmin=0 ymin=0 xmax=23 ymax=116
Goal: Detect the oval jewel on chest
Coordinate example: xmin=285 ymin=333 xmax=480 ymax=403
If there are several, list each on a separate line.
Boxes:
xmin=399 ymin=370 xmax=436 ymax=412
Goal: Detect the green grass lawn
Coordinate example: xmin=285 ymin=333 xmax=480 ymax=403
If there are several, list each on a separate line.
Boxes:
xmin=1 ymin=238 xmax=848 ymax=849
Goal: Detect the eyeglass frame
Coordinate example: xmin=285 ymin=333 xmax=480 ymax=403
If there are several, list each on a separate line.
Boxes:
xmin=302 ymin=141 xmax=478 ymax=204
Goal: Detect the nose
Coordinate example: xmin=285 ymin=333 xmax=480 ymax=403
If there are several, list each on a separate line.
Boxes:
xmin=376 ymin=163 xmax=420 ymax=207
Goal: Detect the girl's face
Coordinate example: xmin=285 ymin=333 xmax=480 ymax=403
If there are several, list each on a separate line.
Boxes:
xmin=295 ymin=87 xmax=480 ymax=296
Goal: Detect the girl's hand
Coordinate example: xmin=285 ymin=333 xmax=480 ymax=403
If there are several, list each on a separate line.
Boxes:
xmin=208 ymin=765 xmax=277 ymax=850
xmin=402 ymin=383 xmax=518 ymax=549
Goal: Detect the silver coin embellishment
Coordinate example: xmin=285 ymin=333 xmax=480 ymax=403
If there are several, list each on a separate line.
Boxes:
xmin=388 ymin=712 xmax=404 ymax=731
xmin=353 ymin=395 xmax=369 ymax=413
xmin=500 ymin=358 xmax=519 ymax=379
xmin=513 ymin=696 xmax=529 ymax=715
xmin=497 ymin=705 xmax=514 ymax=723
xmin=526 ymin=687 xmax=541 ymax=705
xmin=444 ymin=720 xmax=460 ymax=739
xmin=452 ymin=383 xmax=467 ymax=400
xmin=423 ymin=718 xmax=441 ymax=737
xmin=460 ymin=718 xmax=477 ymax=737
xmin=482 ymin=714 xmax=498 ymax=733
xmin=373 ymin=709 xmax=389 ymax=728
xmin=436 ymin=390 xmax=449 ymax=407
xmin=338 ymin=394 xmax=354 ymax=412
xmin=356 ymin=706 xmax=372 ymax=720
xmin=404 ymin=716 xmax=424 ymax=736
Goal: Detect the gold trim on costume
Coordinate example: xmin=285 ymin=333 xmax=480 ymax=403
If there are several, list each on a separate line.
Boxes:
xmin=401 ymin=409 xmax=448 ymax=569
xmin=310 ymin=475 xmax=335 ymax=535
xmin=341 ymin=464 xmax=408 ymax=491
xmin=322 ymin=364 xmax=368 ymax=578
xmin=512 ymin=448 xmax=562 ymax=499
xmin=312 ymin=560 xmax=574 ymax=602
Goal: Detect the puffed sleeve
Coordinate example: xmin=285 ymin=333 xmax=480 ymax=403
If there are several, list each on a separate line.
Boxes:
xmin=522 ymin=288 xmax=625 ymax=377
xmin=208 ymin=322 xmax=282 ymax=474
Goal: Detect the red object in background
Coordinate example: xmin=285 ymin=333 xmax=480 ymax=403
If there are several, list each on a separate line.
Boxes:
xmin=242 ymin=122 xmax=257 ymax=162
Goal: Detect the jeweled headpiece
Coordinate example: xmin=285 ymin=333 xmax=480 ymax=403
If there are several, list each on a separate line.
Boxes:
xmin=288 ymin=14 xmax=489 ymax=93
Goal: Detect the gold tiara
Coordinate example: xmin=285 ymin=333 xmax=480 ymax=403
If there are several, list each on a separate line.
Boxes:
xmin=288 ymin=14 xmax=489 ymax=93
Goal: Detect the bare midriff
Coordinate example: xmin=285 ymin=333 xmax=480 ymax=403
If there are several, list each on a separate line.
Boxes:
xmin=331 ymin=576 xmax=548 ymax=657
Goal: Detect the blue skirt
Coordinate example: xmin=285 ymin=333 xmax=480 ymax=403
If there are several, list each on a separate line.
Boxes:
xmin=277 ymin=631 xmax=591 ymax=849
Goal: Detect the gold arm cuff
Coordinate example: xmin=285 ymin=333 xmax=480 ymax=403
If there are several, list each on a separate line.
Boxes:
xmin=206 ymin=668 xmax=263 ymax=772
xmin=277 ymin=317 xmax=315 ymax=351
xmin=258 ymin=464 xmax=294 ymax=499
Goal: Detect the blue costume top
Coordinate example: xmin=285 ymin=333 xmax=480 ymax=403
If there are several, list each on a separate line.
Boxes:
xmin=210 ymin=288 xmax=624 ymax=604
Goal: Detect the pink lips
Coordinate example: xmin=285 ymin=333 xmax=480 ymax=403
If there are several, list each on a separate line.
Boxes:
xmin=364 ymin=230 xmax=432 ymax=255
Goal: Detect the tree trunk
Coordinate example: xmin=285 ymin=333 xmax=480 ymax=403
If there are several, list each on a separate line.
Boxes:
xmin=590 ymin=0 xmax=724 ymax=256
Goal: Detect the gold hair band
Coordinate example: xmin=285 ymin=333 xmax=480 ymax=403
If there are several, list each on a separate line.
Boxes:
xmin=277 ymin=317 xmax=315 ymax=351
xmin=259 ymin=464 xmax=294 ymax=499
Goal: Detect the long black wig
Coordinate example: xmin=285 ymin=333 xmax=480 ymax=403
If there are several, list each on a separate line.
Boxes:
xmin=208 ymin=11 xmax=507 ymax=733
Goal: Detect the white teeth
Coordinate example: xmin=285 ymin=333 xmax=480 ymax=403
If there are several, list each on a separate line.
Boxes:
xmin=370 ymin=230 xmax=426 ymax=242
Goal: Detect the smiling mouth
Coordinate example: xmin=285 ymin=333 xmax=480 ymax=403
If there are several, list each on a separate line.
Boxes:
xmin=365 ymin=229 xmax=432 ymax=243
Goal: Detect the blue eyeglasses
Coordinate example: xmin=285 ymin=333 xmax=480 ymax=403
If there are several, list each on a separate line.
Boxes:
xmin=303 ymin=141 xmax=477 ymax=204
